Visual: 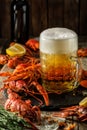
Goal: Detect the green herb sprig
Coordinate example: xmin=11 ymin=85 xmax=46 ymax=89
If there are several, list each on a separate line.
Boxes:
xmin=0 ymin=105 xmax=32 ymax=130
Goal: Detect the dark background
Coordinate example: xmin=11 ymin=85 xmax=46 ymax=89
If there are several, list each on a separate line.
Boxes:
xmin=0 ymin=0 xmax=87 ymax=46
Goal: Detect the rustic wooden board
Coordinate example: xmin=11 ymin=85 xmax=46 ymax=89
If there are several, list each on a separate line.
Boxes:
xmin=79 ymin=0 xmax=87 ymax=35
xmin=29 ymin=0 xmax=48 ymax=37
xmin=64 ymin=0 xmax=79 ymax=33
xmin=47 ymin=0 xmax=64 ymax=27
xmin=0 ymin=65 xmax=13 ymax=106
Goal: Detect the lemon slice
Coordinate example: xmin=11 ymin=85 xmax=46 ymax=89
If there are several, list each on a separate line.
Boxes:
xmin=6 ymin=43 xmax=26 ymax=57
xmin=79 ymin=97 xmax=87 ymax=107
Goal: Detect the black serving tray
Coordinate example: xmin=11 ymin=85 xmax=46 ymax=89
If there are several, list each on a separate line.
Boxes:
xmin=41 ymin=86 xmax=87 ymax=111
xmin=25 ymin=86 xmax=87 ymax=111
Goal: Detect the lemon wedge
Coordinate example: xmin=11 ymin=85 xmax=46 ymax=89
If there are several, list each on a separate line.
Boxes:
xmin=79 ymin=97 xmax=87 ymax=107
xmin=6 ymin=43 xmax=26 ymax=57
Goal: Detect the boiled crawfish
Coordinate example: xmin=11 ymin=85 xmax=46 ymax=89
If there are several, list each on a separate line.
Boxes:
xmin=0 ymin=54 xmax=9 ymax=65
xmin=3 ymin=79 xmax=49 ymax=106
xmin=0 ymin=39 xmax=49 ymax=129
xmin=53 ymin=105 xmax=87 ymax=122
xmin=5 ymin=89 xmax=40 ymax=130
xmin=0 ymin=54 xmax=39 ymax=69
xmin=0 ymin=57 xmax=49 ymax=106
xmin=25 ymin=38 xmax=39 ymax=51
xmin=0 ymin=38 xmax=39 ymax=68
xmin=78 ymin=48 xmax=87 ymax=57
xmin=1 ymin=78 xmax=48 ymax=129
xmin=77 ymin=48 xmax=87 ymax=88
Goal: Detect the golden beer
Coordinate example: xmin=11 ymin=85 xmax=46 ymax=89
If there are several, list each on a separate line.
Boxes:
xmin=40 ymin=28 xmax=78 ymax=93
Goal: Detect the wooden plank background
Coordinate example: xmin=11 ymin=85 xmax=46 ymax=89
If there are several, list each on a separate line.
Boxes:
xmin=0 ymin=0 xmax=87 ymax=44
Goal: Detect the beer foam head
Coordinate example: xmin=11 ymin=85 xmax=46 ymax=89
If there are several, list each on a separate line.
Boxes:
xmin=40 ymin=28 xmax=78 ymax=54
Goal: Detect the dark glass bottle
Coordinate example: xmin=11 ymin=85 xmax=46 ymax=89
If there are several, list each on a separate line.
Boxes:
xmin=11 ymin=0 xmax=29 ymax=44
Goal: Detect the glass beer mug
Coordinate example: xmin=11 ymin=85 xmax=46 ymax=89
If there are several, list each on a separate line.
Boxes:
xmin=40 ymin=28 xmax=79 ymax=93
